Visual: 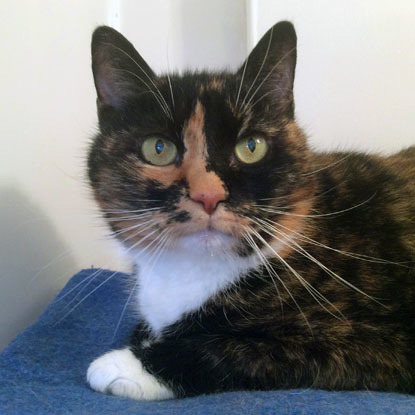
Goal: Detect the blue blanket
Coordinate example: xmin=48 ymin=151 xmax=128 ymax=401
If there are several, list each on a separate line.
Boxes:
xmin=1 ymin=269 xmax=414 ymax=415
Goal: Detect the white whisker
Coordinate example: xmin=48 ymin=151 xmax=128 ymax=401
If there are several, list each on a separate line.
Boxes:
xmin=235 ymin=52 xmax=249 ymax=110
xmin=242 ymin=229 xmax=312 ymax=332
xmin=165 ymin=47 xmax=175 ymax=110
xmin=257 ymin=192 xmax=377 ymax=218
xmin=54 ymin=268 xmax=106 ymax=305
xmin=118 ymin=68 xmax=172 ymax=120
xmin=302 ymin=154 xmax=353 ymax=177
xmin=249 ymin=224 xmax=343 ymax=323
xmin=54 ymin=221 xmax=169 ymax=324
xmin=242 ymin=46 xmax=296 ymax=113
xmin=266 ymin=217 xmax=410 ymax=267
xmin=102 ymin=42 xmax=173 ymax=120
xmin=240 ymin=27 xmax=274 ymax=112
xmin=111 ymin=229 xmax=172 ymax=341
xmin=251 ymin=218 xmax=348 ymax=319
xmin=253 ymin=216 xmax=384 ymax=307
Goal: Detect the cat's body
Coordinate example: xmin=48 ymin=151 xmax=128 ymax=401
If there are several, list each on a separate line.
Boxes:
xmin=86 ymin=22 xmax=415 ymax=400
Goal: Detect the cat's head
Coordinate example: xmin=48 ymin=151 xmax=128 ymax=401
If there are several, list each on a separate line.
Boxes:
xmin=88 ymin=21 xmax=315 ymax=259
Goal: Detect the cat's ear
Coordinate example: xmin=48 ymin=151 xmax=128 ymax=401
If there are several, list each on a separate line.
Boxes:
xmin=237 ymin=21 xmax=296 ymax=116
xmin=91 ymin=26 xmax=155 ymax=110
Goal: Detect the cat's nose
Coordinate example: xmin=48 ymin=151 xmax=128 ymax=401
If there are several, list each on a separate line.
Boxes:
xmin=191 ymin=191 xmax=225 ymax=215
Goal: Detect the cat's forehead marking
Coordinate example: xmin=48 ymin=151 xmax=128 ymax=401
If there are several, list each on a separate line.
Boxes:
xmin=199 ymin=78 xmax=224 ymax=94
xmin=182 ymin=100 xmax=207 ymax=161
xmin=182 ymin=100 xmax=227 ymax=199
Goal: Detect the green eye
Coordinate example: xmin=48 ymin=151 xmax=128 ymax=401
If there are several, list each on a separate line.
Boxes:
xmin=141 ymin=137 xmax=177 ymax=166
xmin=235 ymin=136 xmax=268 ymax=164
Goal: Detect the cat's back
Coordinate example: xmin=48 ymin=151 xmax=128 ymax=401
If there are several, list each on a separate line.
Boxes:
xmin=313 ymin=146 xmax=415 ymax=205
xmin=385 ymin=146 xmax=415 ymax=183
xmin=312 ymin=146 xmax=415 ymax=256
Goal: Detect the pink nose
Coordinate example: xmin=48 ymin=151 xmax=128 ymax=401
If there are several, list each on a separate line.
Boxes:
xmin=191 ymin=191 xmax=225 ymax=215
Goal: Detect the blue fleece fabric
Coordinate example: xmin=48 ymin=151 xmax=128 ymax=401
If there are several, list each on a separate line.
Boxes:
xmin=1 ymin=269 xmax=414 ymax=415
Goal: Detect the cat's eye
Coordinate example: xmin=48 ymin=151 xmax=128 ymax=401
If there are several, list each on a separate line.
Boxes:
xmin=234 ymin=137 xmax=268 ymax=164
xmin=141 ymin=137 xmax=178 ymax=166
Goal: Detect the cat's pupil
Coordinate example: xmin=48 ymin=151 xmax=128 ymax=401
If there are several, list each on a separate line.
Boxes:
xmin=247 ymin=138 xmax=256 ymax=153
xmin=155 ymin=140 xmax=164 ymax=155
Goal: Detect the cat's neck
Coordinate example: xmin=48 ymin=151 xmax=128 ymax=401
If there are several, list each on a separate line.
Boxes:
xmin=133 ymin=247 xmax=258 ymax=334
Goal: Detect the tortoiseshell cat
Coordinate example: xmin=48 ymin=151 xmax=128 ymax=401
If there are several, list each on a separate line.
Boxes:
xmin=86 ymin=21 xmax=415 ymax=400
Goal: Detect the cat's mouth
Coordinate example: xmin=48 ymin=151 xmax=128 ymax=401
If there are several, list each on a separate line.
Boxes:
xmin=174 ymin=226 xmax=236 ymax=255
xmin=167 ymin=204 xmax=251 ymax=255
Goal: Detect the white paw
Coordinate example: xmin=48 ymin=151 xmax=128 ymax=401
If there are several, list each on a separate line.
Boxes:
xmin=87 ymin=348 xmax=174 ymax=401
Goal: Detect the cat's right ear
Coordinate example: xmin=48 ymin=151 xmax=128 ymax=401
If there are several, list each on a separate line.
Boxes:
xmin=236 ymin=21 xmax=297 ymax=117
xmin=91 ymin=26 xmax=155 ymax=111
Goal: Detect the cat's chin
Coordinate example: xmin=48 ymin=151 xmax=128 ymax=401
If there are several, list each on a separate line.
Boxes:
xmin=174 ymin=228 xmax=236 ymax=256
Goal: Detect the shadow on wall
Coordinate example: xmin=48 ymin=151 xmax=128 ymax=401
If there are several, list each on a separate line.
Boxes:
xmin=0 ymin=186 xmax=77 ymax=350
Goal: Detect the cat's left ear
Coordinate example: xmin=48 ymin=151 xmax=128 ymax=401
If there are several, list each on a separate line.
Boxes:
xmin=237 ymin=21 xmax=297 ymax=117
xmin=91 ymin=26 xmax=156 ymax=111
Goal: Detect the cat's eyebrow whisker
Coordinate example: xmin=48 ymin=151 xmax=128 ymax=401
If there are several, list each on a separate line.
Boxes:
xmin=239 ymin=27 xmax=274 ymax=112
xmin=257 ymin=192 xmax=377 ymax=218
xmin=242 ymin=46 xmax=297 ymax=114
xmin=235 ymin=48 xmax=250 ymax=110
xmin=242 ymin=228 xmax=313 ymax=332
xmin=118 ymin=68 xmax=173 ymax=120
xmin=102 ymin=42 xmax=173 ymax=120
xmin=246 ymin=86 xmax=287 ymax=112
xmin=165 ymin=47 xmax=175 ymax=110
xmin=248 ymin=223 xmax=346 ymax=323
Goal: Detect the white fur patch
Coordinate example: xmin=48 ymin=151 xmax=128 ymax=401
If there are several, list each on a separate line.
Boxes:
xmin=87 ymin=348 xmax=174 ymax=401
xmin=133 ymin=230 xmax=257 ymax=334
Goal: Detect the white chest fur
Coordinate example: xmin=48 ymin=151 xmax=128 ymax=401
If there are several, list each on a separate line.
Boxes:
xmin=134 ymin=246 xmax=256 ymax=334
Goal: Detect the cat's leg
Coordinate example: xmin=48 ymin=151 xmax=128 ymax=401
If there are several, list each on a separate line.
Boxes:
xmin=129 ymin=324 xmax=414 ymax=397
xmin=131 ymin=333 xmax=282 ymax=397
xmin=87 ymin=348 xmax=174 ymax=400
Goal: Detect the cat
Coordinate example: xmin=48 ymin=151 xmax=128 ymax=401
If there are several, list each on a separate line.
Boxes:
xmin=86 ymin=21 xmax=415 ymax=400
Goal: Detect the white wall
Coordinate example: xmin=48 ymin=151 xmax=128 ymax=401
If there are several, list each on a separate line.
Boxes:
xmin=119 ymin=0 xmax=247 ymax=72
xmin=250 ymin=0 xmax=415 ymax=153
xmin=0 ymin=0 xmax=122 ymax=350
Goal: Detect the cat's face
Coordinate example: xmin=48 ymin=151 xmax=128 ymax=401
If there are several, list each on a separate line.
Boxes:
xmin=88 ymin=22 xmax=315 ymax=258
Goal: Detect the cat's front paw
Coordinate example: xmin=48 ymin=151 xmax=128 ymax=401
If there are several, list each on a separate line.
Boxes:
xmin=87 ymin=348 xmax=174 ymax=401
